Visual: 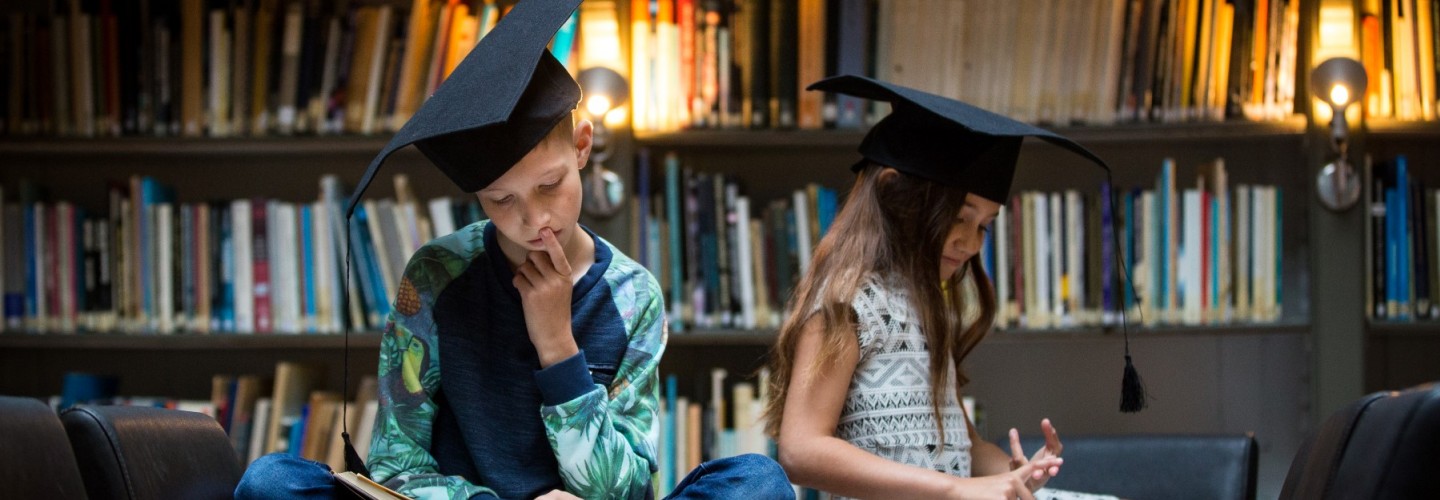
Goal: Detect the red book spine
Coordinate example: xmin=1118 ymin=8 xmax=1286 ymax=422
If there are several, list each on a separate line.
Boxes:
xmin=252 ymin=199 xmax=271 ymax=333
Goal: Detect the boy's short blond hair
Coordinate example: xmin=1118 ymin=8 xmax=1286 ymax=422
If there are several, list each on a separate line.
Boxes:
xmin=541 ymin=111 xmax=577 ymax=151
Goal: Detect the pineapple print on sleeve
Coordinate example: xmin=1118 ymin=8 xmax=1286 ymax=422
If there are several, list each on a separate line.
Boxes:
xmin=367 ymin=232 xmax=498 ymax=500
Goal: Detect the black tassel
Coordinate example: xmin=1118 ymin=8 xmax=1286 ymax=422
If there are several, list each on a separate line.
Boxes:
xmin=1120 ymin=354 xmax=1147 ymax=413
xmin=343 ymin=431 xmax=371 ymax=476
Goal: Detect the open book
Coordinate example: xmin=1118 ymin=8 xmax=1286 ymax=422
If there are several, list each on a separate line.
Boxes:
xmin=333 ymin=471 xmax=413 ymax=500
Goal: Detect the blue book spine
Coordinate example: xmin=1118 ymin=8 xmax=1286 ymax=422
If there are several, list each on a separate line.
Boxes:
xmin=665 ymin=153 xmax=685 ymax=332
xmin=1396 ymin=156 xmax=1410 ymax=317
xmin=1387 ymin=186 xmax=1400 ymax=316
xmin=24 ymin=205 xmax=37 ymax=326
xmin=301 ymin=206 xmax=317 ymax=332
xmin=349 ymin=207 xmax=381 ymax=329
xmin=219 ymin=208 xmax=235 ymax=332
xmin=1211 ymin=196 xmax=1219 ymax=315
xmin=663 ymin=374 xmax=678 ymax=491
xmin=288 ymin=404 xmax=309 ymax=456
xmin=1156 ymin=161 xmax=1170 ymax=313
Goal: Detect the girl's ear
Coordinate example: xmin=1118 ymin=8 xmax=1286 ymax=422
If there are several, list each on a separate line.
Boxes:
xmin=874 ymin=166 xmax=899 ymax=184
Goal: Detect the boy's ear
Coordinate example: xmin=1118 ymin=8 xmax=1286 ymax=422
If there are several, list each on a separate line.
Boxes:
xmin=573 ymin=119 xmax=594 ymax=170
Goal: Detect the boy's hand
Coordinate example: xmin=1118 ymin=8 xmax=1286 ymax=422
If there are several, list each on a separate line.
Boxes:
xmin=514 ymin=228 xmax=579 ymax=367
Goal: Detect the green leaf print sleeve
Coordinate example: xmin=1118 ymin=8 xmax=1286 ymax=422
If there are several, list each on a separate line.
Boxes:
xmin=367 ymin=246 xmax=497 ymax=500
xmin=540 ymin=276 xmax=665 ymax=500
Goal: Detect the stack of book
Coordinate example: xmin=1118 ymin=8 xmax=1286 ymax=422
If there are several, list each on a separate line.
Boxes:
xmin=1365 ymin=154 xmax=1440 ymax=322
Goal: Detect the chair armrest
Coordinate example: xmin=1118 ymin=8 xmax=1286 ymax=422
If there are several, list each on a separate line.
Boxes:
xmin=999 ymin=433 xmax=1258 ymax=500
xmin=0 ymin=396 xmax=88 ymax=500
xmin=61 ymin=405 xmax=243 ymax=500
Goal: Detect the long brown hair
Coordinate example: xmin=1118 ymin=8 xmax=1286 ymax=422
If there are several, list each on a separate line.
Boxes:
xmin=762 ymin=164 xmax=997 ymax=444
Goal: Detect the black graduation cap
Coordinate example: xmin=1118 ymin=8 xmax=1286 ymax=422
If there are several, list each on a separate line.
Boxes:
xmin=336 ymin=0 xmax=585 ymax=475
xmin=808 ymin=75 xmax=1147 ymax=413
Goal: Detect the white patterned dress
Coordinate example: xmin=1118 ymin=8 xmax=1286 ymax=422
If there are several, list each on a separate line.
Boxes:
xmin=835 ymin=275 xmax=1115 ymax=500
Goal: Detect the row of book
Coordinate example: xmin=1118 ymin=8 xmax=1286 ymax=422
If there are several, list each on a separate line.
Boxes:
xmin=632 ymin=151 xmax=1287 ymax=332
xmin=1360 ymin=0 xmax=1440 ymax=120
xmin=982 ymin=159 xmax=1286 ymax=328
xmin=1366 ymin=154 xmax=1440 ymax=321
xmin=0 ymin=0 xmax=600 ymax=138
xmin=630 ymin=149 xmax=840 ymax=332
xmin=46 ymin=362 xmax=380 ymax=469
xmin=627 ymin=0 xmax=1307 ymax=133
xmin=0 ymin=174 xmax=490 ymax=334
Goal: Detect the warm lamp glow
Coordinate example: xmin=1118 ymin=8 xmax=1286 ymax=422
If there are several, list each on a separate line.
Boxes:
xmin=1329 ymin=84 xmax=1350 ymax=108
xmin=586 ymin=95 xmax=614 ymax=118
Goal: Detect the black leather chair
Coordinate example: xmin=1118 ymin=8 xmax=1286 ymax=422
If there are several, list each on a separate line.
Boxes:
xmin=61 ymin=405 xmax=244 ymax=500
xmin=0 ymin=396 xmax=89 ymax=499
xmin=1002 ymin=434 xmax=1258 ymax=500
xmin=1280 ymin=382 xmax=1440 ymax=500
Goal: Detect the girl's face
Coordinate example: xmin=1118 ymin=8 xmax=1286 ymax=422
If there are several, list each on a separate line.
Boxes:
xmin=940 ymin=194 xmax=1001 ymax=280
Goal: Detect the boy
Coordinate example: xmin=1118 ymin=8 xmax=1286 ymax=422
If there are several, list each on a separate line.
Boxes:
xmin=235 ymin=1 xmax=790 ymax=499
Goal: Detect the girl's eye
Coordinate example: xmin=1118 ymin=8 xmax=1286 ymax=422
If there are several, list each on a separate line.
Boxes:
xmin=492 ymin=196 xmax=514 ymax=205
xmin=541 ymin=181 xmax=560 ymax=190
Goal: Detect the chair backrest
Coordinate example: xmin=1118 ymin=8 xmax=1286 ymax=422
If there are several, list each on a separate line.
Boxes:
xmin=0 ymin=395 xmax=89 ymax=500
xmin=61 ymin=405 xmax=244 ymax=500
xmin=1003 ymin=434 xmax=1258 ymax=500
xmin=1282 ymin=382 xmax=1440 ymax=500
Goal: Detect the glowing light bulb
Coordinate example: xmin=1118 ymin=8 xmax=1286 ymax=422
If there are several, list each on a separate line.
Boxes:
xmin=1329 ymin=84 xmax=1350 ymax=107
xmin=586 ymin=95 xmax=613 ymax=118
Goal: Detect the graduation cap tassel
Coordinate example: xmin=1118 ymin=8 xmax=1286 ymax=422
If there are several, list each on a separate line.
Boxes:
xmin=1106 ymin=168 xmax=1146 ymax=413
xmin=341 ymin=208 xmax=371 ymax=476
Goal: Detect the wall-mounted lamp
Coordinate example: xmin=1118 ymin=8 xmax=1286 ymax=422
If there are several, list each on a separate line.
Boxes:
xmin=578 ymin=66 xmax=630 ymax=218
xmin=1311 ymin=57 xmax=1368 ymax=212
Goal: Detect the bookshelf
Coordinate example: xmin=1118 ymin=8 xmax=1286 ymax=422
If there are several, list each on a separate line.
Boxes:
xmin=1353 ymin=118 xmax=1440 ymax=394
xmin=5 ymin=0 xmax=1437 ymax=497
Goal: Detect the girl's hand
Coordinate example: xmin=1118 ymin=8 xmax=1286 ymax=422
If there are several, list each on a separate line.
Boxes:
xmin=1008 ymin=418 xmax=1064 ymax=492
xmin=948 ymin=456 xmax=1062 ymax=500
xmin=513 ymin=228 xmax=579 ymax=367
xmin=534 ymin=489 xmax=581 ymax=500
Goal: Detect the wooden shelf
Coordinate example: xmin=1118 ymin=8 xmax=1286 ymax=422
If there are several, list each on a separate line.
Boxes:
xmin=0 ymin=333 xmax=383 ymax=349
xmin=633 ymin=118 xmax=1309 ymax=148
xmin=0 ymin=322 xmax=1307 ymax=350
xmin=1363 ymin=119 xmax=1440 ymax=138
xmin=1367 ymin=321 xmax=1440 ymax=337
xmin=661 ymin=322 xmax=1309 ymax=347
xmin=0 ymin=136 xmax=403 ymax=156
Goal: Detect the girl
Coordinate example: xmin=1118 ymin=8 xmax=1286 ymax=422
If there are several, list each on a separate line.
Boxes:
xmin=763 ymin=75 xmax=1125 ymax=500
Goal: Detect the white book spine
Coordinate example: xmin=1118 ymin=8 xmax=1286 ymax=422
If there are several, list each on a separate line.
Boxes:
xmin=277 ymin=4 xmax=303 ymax=134
xmin=1183 ymin=190 xmax=1203 ymax=325
xmin=312 ymin=202 xmax=333 ymax=333
xmin=247 ymin=398 xmax=272 ymax=466
xmin=232 ymin=199 xmax=254 ymax=333
xmin=158 ymin=204 xmax=174 ymax=333
xmin=995 ymin=205 xmax=1009 ymax=327
xmin=735 ymin=197 xmax=755 ymax=329
xmin=429 ymin=198 xmax=456 ymax=237
xmin=1054 ymin=191 xmax=1065 ymax=325
xmin=792 ymin=190 xmax=812 ymax=275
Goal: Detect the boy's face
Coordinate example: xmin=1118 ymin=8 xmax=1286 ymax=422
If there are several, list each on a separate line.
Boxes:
xmin=941 ymin=193 xmax=1000 ymax=280
xmin=478 ymin=119 xmax=594 ymax=266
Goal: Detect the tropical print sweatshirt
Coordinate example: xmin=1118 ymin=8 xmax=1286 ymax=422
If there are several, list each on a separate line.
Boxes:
xmin=365 ymin=221 xmax=665 ymax=499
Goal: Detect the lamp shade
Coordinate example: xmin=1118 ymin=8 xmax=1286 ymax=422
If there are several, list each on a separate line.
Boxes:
xmin=1310 ymin=57 xmax=1367 ymax=108
xmin=578 ymin=67 xmax=630 ymax=117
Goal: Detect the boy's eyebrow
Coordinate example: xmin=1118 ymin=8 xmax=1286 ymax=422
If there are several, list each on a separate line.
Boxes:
xmin=478 ymin=164 xmax=571 ymax=194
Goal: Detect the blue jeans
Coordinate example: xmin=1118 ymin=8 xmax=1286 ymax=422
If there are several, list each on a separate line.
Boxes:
xmin=234 ymin=453 xmax=794 ymax=500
